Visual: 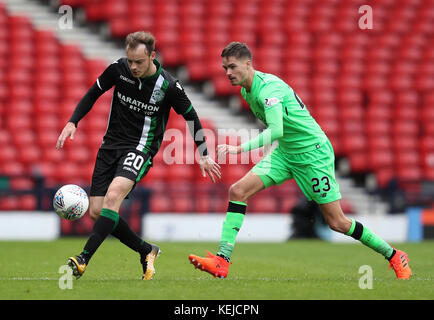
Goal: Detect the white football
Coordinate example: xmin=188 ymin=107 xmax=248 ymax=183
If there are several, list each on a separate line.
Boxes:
xmin=53 ymin=184 xmax=89 ymax=220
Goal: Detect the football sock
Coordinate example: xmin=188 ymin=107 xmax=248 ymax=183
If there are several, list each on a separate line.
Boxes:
xmin=81 ymin=208 xmax=119 ymax=264
xmin=111 ymin=215 xmax=152 ymax=260
xmin=217 ymin=201 xmax=247 ymax=261
xmin=345 ymin=218 xmax=395 ymax=260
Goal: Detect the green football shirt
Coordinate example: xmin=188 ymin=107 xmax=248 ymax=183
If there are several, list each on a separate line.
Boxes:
xmin=240 ymin=71 xmax=327 ymax=154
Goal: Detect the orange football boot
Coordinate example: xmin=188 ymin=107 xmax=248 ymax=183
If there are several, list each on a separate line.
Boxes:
xmin=188 ymin=251 xmax=230 ymax=278
xmin=389 ymin=249 xmax=412 ymax=279
xmin=142 ymin=244 xmax=161 ymax=280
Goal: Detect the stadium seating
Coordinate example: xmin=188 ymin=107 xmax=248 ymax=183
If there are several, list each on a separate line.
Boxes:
xmin=1 ymin=0 xmax=432 ymax=212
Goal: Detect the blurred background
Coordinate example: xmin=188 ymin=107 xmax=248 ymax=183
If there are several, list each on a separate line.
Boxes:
xmin=0 ymin=0 xmax=433 ymax=241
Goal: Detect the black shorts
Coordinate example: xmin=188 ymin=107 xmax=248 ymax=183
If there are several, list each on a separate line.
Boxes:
xmin=90 ymin=148 xmax=153 ymax=197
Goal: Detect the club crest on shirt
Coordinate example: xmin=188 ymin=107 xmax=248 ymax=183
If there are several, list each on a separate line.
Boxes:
xmin=151 ymin=89 xmax=165 ymax=103
xmin=264 ymin=97 xmax=279 ymax=107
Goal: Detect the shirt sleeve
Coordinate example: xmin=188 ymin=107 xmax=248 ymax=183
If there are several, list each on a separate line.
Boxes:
xmin=95 ymin=60 xmax=119 ymax=91
xmin=69 ymin=61 xmax=118 ymax=126
xmin=240 ymin=86 xmax=284 ymax=152
xmin=166 ymin=80 xmax=193 ymax=115
xmin=182 ymin=107 xmax=208 ymax=157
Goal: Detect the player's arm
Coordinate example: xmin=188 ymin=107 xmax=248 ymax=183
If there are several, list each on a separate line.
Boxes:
xmin=56 ymin=62 xmax=118 ymax=149
xmin=169 ymin=81 xmax=221 ymax=182
xmin=183 ymin=106 xmax=222 ymax=182
xmin=218 ymin=90 xmax=284 ymax=156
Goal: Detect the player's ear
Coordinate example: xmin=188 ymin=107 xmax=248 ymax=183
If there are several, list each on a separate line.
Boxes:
xmin=245 ymin=58 xmax=252 ymax=69
xmin=150 ymin=50 xmax=156 ymax=60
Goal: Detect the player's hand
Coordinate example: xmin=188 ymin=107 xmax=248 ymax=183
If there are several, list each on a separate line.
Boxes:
xmin=216 ymin=144 xmax=242 ymax=158
xmin=199 ymin=156 xmax=221 ymax=183
xmin=56 ymin=122 xmax=76 ymax=150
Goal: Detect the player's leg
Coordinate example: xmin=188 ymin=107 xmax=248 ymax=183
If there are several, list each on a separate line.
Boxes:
xmin=87 ymin=150 xmax=152 ymax=253
xmin=217 ymin=170 xmax=265 ymax=261
xmin=189 ymin=171 xmax=264 ymax=278
xmin=319 ymin=200 xmax=411 ymax=279
xmin=105 ymin=150 xmax=159 ymax=280
xmin=189 ymin=148 xmax=290 ymax=278
xmin=294 ymin=140 xmax=411 ymax=279
xmin=89 ymin=196 xmax=104 ymax=221
xmin=74 ymin=176 xmax=134 ymax=267
xmin=68 ymin=149 xmax=118 ymax=278
xmin=319 ymin=199 xmax=394 ymax=257
xmin=317 ymin=200 xmax=352 ymax=233
xmin=68 ymin=176 xmax=134 ymax=278
xmin=69 ymin=149 xmax=158 ymax=279
xmin=216 ymin=148 xmax=290 ymax=263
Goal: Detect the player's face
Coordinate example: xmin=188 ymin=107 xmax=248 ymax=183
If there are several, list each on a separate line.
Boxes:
xmin=126 ymin=44 xmax=156 ymax=78
xmin=222 ymin=56 xmax=251 ymax=86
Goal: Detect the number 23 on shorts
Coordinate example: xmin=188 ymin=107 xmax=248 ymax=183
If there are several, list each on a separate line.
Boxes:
xmin=308 ymin=174 xmax=342 ymax=203
xmin=311 ymin=176 xmax=331 ymax=194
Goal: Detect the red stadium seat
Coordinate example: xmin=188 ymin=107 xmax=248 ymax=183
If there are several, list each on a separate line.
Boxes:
xmin=9 ymin=177 xmax=34 ymax=190
xmin=392 ymin=135 xmax=418 ymax=152
xmin=366 ymin=120 xmax=391 ymax=136
xmin=145 ymin=162 xmax=167 ymax=181
xmin=221 ymin=164 xmax=248 ymax=185
xmin=341 ymin=134 xmax=367 ymax=155
xmin=0 ymin=161 xmax=25 ymax=176
xmin=349 ymin=152 xmax=369 ymax=172
xmin=149 ymin=194 xmax=172 ymax=213
xmin=249 ymin=197 xmax=278 ymax=213
xmin=375 ymin=168 xmax=395 ymax=188
xmin=392 ymin=120 xmax=419 ymax=137
xmin=210 ymin=75 xmax=239 ymax=96
xmin=369 ymin=150 xmax=394 ymax=171
xmin=41 ymin=148 xmax=65 ymax=164
xmin=396 ymin=166 xmax=422 ymax=182
xmin=65 ymin=146 xmax=92 ymax=164
xmin=166 ymin=164 xmax=195 ymax=182
xmin=54 ymin=162 xmax=83 ymax=185
xmin=17 ymin=145 xmax=41 ymax=166
xmin=0 ymin=196 xmax=19 ymax=211
xmin=172 ymin=196 xmax=195 ymax=213
xmin=17 ymin=195 xmax=37 ymax=211
xmin=396 ymin=151 xmax=420 ymax=169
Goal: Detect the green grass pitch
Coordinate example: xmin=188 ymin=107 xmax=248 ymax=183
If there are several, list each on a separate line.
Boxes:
xmin=0 ymin=239 xmax=433 ymax=300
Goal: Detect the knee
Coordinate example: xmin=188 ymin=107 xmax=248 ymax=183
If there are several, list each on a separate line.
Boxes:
xmin=104 ymin=188 xmax=122 ymax=210
xmin=326 ymin=217 xmax=350 ymax=234
xmin=89 ymin=203 xmax=101 ymax=221
xmin=228 ymin=183 xmax=247 ymax=202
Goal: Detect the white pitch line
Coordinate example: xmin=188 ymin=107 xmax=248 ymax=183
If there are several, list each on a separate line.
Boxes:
xmin=0 ymin=277 xmax=59 ymax=281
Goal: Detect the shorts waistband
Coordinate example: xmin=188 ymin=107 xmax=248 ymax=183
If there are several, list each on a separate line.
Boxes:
xmin=278 ymin=137 xmax=328 ymax=155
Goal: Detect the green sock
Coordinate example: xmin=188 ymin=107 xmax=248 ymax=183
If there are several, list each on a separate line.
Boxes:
xmin=346 ymin=218 xmax=395 ymax=259
xmin=217 ymin=201 xmax=247 ymax=261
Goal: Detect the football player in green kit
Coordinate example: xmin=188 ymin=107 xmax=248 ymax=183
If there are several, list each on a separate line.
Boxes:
xmin=188 ymin=42 xmax=411 ymax=280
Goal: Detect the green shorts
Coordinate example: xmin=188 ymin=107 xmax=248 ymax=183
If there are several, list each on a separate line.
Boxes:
xmin=251 ymin=139 xmax=341 ymax=204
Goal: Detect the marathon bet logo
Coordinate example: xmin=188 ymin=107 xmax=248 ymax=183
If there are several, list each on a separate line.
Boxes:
xmin=117 ymin=92 xmax=160 ymax=114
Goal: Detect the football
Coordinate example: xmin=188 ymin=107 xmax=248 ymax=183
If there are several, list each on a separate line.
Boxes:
xmin=53 ymin=184 xmax=89 ymax=220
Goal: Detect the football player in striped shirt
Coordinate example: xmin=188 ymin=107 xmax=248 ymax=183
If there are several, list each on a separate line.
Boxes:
xmin=57 ymin=31 xmax=221 ymax=280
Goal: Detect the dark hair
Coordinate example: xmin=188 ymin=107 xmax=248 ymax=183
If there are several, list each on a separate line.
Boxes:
xmin=125 ymin=31 xmax=155 ymax=56
xmin=221 ymin=42 xmax=252 ymax=60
